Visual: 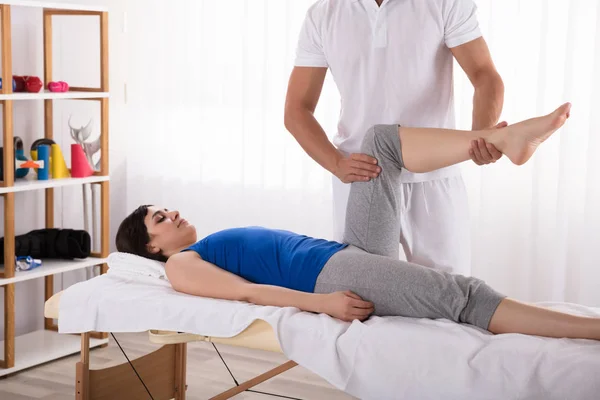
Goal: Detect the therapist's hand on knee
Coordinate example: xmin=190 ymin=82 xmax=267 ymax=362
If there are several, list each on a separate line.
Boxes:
xmin=334 ymin=153 xmax=381 ymax=183
xmin=320 ymin=291 xmax=374 ymax=322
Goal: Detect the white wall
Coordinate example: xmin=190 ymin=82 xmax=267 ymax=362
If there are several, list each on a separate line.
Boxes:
xmin=0 ymin=0 xmax=127 ymax=340
xmin=3 ymin=0 xmax=599 ymax=342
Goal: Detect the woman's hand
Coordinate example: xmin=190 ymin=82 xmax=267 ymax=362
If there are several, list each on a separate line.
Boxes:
xmin=320 ymin=291 xmax=374 ymax=322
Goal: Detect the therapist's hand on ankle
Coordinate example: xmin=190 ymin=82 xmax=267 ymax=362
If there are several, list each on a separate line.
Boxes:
xmin=320 ymin=291 xmax=374 ymax=322
xmin=334 ymin=153 xmax=381 ymax=183
xmin=470 ymin=121 xmax=506 ymax=165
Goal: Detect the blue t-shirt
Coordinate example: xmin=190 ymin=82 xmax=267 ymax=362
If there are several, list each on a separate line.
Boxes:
xmin=183 ymin=227 xmax=347 ymax=293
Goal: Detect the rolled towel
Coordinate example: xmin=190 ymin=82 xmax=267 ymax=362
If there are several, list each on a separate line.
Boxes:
xmin=107 ymin=252 xmax=169 ymax=281
xmin=0 ymin=228 xmax=91 ymax=260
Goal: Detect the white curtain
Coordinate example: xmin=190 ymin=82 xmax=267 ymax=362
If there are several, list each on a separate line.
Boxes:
xmin=125 ymin=0 xmax=338 ymax=240
xmin=455 ymin=0 xmax=600 ymax=306
xmin=123 ymin=0 xmax=600 ymax=306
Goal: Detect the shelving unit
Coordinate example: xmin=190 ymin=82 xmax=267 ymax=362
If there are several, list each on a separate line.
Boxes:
xmin=0 ymin=1 xmax=110 ymax=376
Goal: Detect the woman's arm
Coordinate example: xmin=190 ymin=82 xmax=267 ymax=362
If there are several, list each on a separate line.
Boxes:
xmin=166 ymin=251 xmax=373 ymax=321
xmin=166 ymin=251 xmax=321 ymax=309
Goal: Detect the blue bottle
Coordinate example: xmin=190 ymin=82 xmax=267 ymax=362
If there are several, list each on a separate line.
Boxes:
xmin=37 ymin=144 xmax=50 ymax=180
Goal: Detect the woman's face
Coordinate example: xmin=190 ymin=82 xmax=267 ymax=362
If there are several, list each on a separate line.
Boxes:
xmin=144 ymin=206 xmax=197 ymax=256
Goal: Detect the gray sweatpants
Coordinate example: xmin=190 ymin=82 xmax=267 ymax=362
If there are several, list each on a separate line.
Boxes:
xmin=314 ymin=125 xmax=505 ymax=330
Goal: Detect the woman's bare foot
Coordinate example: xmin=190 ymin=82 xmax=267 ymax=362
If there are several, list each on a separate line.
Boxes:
xmin=498 ymin=103 xmax=571 ymax=165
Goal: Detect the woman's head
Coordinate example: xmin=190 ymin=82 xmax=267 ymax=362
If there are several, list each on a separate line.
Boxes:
xmin=115 ymin=205 xmax=197 ymax=261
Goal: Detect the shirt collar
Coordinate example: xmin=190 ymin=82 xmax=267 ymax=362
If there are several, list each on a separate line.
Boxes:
xmin=352 ymin=0 xmax=392 ymax=5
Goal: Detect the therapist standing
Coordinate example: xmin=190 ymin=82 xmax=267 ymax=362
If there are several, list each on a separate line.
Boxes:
xmin=284 ymin=0 xmax=505 ymax=275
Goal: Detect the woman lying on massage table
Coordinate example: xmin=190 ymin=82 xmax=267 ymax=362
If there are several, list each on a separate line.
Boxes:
xmin=116 ymin=102 xmax=600 ymax=341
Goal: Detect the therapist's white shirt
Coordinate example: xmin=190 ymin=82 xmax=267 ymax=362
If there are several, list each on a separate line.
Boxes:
xmin=294 ymin=0 xmax=482 ymax=183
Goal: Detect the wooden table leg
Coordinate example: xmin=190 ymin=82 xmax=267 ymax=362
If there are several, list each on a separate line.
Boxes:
xmin=76 ymin=333 xmax=90 ymax=400
xmin=175 ymin=343 xmax=187 ymax=400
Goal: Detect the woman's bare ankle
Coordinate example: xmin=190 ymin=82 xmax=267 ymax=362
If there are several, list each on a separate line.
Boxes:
xmin=485 ymin=128 xmax=508 ymax=153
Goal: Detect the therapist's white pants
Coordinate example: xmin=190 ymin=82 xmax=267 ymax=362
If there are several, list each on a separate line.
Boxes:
xmin=332 ymin=175 xmax=471 ymax=276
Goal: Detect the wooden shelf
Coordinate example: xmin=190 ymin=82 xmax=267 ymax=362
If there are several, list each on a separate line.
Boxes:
xmin=0 ymin=329 xmax=108 ymax=377
xmin=0 ymin=90 xmax=109 ymax=100
xmin=0 ymin=175 xmax=109 ymax=194
xmin=0 ymin=0 xmax=110 ymax=377
xmin=0 ymin=257 xmax=105 ymax=286
xmin=0 ymin=1 xmax=107 ymax=12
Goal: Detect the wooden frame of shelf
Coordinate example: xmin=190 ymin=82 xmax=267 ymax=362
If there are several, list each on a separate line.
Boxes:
xmin=0 ymin=2 xmax=110 ymax=373
xmin=1 ymin=2 xmax=16 ymax=371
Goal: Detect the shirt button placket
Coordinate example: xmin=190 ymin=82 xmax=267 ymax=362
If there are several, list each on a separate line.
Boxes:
xmin=373 ymin=7 xmax=388 ymax=48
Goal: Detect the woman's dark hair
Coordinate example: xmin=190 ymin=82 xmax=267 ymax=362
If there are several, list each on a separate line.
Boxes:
xmin=115 ymin=204 xmax=168 ymax=262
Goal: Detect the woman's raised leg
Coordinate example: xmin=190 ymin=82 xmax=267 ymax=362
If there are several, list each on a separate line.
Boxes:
xmin=400 ymin=102 xmax=571 ymax=172
xmin=342 ymin=103 xmax=571 ymax=257
xmin=343 ymin=124 xmax=406 ymax=258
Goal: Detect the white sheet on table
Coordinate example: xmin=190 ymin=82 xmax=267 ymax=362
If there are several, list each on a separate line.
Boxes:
xmin=59 ymin=273 xmax=600 ymax=400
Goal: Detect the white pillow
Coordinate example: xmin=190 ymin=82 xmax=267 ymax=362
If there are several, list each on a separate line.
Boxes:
xmin=106 ymin=252 xmax=168 ymax=281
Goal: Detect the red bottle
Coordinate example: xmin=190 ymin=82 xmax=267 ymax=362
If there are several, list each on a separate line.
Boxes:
xmin=24 ymin=76 xmax=43 ymax=93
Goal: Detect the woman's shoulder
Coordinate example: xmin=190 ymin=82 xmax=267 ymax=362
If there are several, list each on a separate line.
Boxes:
xmin=167 ymin=248 xmax=202 ymax=268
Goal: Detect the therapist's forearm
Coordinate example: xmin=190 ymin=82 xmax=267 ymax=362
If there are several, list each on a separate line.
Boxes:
xmin=284 ymin=107 xmax=341 ymax=175
xmin=245 ymin=284 xmax=325 ymax=314
xmin=472 ymin=72 xmax=505 ymax=130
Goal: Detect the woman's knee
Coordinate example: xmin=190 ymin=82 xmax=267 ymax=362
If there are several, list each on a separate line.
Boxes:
xmin=360 ymin=124 xmax=401 ymax=157
xmin=360 ymin=125 xmax=378 ymax=154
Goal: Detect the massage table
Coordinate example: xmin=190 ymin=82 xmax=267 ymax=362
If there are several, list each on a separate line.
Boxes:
xmin=44 ymin=291 xmax=298 ymax=400
xmin=44 ymin=265 xmax=600 ymax=400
